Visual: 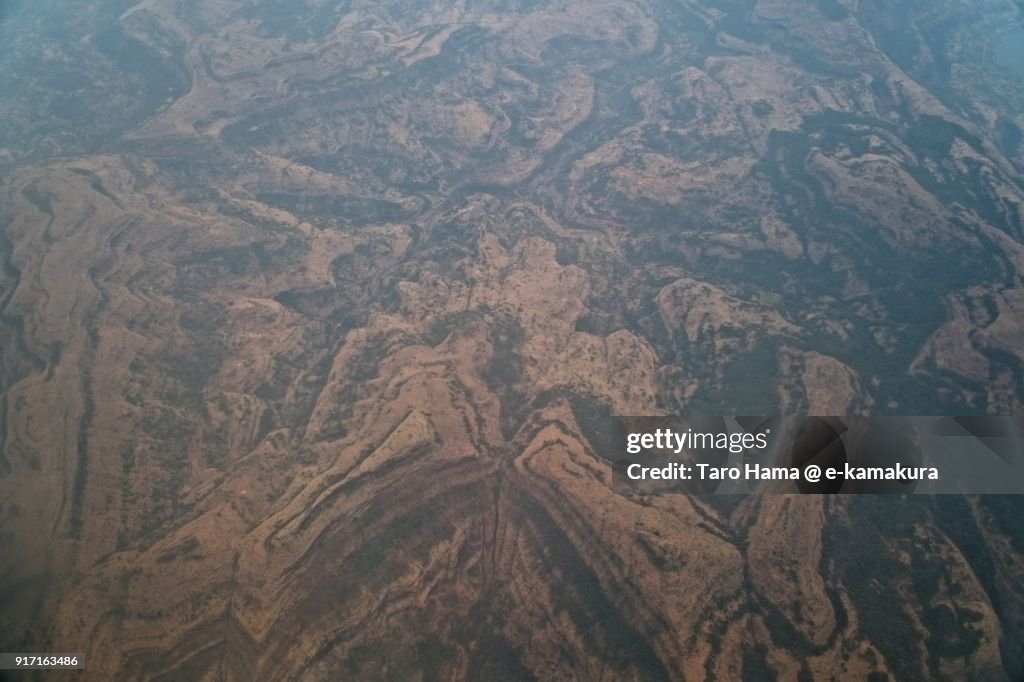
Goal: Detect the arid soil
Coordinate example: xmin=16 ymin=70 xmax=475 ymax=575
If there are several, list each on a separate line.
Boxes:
xmin=1 ymin=0 xmax=1024 ymax=679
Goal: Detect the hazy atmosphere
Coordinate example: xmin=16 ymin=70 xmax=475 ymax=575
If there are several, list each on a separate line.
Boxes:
xmin=1 ymin=0 xmax=1024 ymax=679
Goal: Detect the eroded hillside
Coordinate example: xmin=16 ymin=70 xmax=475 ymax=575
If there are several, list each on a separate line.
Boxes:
xmin=1 ymin=0 xmax=1024 ymax=679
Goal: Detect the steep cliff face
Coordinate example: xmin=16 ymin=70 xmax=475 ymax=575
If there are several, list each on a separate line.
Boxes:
xmin=1 ymin=0 xmax=1024 ymax=679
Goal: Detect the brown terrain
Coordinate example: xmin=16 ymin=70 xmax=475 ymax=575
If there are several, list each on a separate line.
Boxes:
xmin=2 ymin=0 xmax=1024 ymax=679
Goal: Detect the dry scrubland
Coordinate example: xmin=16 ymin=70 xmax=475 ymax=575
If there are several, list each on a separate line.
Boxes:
xmin=1 ymin=0 xmax=1024 ymax=679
